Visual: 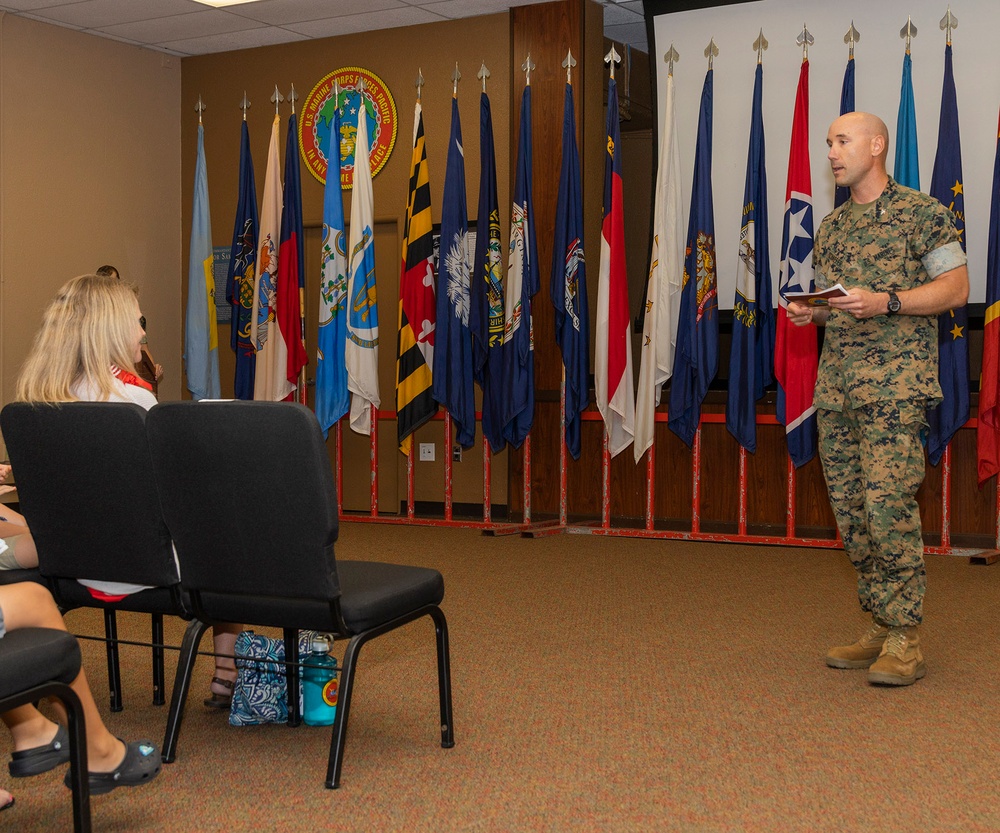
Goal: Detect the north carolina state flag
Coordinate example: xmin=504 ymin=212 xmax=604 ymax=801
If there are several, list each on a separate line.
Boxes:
xmin=594 ymin=76 xmax=634 ymax=457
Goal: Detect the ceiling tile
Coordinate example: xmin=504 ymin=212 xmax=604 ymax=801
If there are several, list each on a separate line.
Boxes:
xmin=224 ymin=0 xmax=406 ymax=26
xmin=99 ymin=9 xmax=264 ymax=43
xmin=286 ymin=5 xmax=443 ymax=38
xmin=21 ymin=0 xmax=195 ymax=28
xmin=0 ymin=0 xmax=89 ymax=10
xmin=602 ymin=3 xmax=644 ymax=26
xmin=161 ymin=25 xmax=311 ymax=56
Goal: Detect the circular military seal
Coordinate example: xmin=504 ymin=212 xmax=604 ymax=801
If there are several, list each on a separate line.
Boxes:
xmin=299 ymin=67 xmax=397 ymax=190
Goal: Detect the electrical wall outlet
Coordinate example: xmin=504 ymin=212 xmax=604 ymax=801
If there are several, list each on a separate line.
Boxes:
xmin=419 ymin=443 xmax=435 ymax=462
xmin=453 ymin=445 xmax=462 ymax=463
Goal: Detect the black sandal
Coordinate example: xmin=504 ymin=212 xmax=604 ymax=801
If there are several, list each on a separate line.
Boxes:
xmin=9 ymin=724 xmax=70 ymax=778
xmin=63 ymin=739 xmax=161 ymax=796
xmin=203 ymin=675 xmax=235 ymax=710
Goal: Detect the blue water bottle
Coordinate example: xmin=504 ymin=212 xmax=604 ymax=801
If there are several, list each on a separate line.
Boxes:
xmin=302 ymin=633 xmax=338 ymax=726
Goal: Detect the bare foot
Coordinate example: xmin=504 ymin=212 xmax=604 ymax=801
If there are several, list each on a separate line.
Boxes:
xmin=0 ymin=788 xmax=13 ymax=811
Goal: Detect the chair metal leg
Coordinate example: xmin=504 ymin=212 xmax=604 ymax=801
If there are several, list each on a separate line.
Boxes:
xmin=324 ymin=605 xmax=456 ymax=789
xmin=161 ymin=618 xmax=210 ymax=763
xmin=60 ymin=687 xmax=92 ymax=833
xmin=284 ymin=628 xmax=301 ymax=727
xmin=103 ymin=609 xmax=122 ymax=712
xmin=429 ymin=606 xmax=455 ymax=749
xmin=325 ymin=633 xmax=362 ymax=789
xmin=151 ymin=614 xmax=165 ymax=706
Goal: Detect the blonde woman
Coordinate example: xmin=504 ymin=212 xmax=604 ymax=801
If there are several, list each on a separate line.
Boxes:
xmin=16 ymin=275 xmax=241 ymax=709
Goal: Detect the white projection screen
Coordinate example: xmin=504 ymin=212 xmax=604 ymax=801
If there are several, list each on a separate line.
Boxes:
xmin=647 ymin=0 xmax=1000 ymax=307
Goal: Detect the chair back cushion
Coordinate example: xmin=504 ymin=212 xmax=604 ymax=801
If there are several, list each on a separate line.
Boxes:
xmin=145 ymin=401 xmax=341 ymax=604
xmin=0 ymin=402 xmax=179 ymax=589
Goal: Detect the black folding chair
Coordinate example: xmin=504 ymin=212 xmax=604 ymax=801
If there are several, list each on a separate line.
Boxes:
xmin=0 ymin=627 xmax=90 ymax=832
xmin=0 ymin=402 xmax=191 ymax=713
xmin=146 ymin=400 xmax=454 ymax=788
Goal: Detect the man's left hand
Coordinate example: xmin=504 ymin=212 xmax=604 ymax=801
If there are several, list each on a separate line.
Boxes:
xmin=826 ymin=288 xmax=887 ymax=320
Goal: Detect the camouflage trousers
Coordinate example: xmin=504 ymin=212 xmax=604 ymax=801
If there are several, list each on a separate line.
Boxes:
xmin=817 ymin=399 xmax=928 ymax=627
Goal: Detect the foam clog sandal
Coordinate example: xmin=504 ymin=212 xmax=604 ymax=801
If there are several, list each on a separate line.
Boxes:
xmin=64 ymin=740 xmax=161 ymax=796
xmin=9 ymin=724 xmax=70 ymax=778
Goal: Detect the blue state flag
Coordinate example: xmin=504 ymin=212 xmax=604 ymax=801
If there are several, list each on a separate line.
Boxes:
xmin=469 ymin=91 xmax=506 ymax=453
xmin=431 ymin=96 xmax=475 ymax=449
xmin=184 ymin=122 xmax=221 ymax=400
xmin=550 ymin=82 xmax=590 ymax=461
xmin=668 ymin=68 xmax=719 ymax=449
xmin=927 ymin=42 xmax=970 ymax=465
xmin=895 ymin=50 xmax=920 ymax=191
xmin=316 ymin=101 xmax=350 ymax=435
xmin=225 ymin=120 xmax=258 ymax=400
xmin=726 ymin=62 xmax=773 ymax=453
xmin=502 ymin=85 xmax=538 ymax=449
xmin=835 ymin=55 xmax=856 ymax=208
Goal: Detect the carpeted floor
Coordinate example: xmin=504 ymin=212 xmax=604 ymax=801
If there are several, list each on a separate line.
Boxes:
xmin=4 ymin=522 xmax=1000 ymax=832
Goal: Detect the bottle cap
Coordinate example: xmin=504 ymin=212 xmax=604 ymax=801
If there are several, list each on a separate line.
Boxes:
xmin=311 ymin=633 xmax=332 ymax=653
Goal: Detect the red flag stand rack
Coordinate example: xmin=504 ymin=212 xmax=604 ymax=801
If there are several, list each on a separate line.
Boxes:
xmin=334 ymin=405 xmax=1000 ymax=561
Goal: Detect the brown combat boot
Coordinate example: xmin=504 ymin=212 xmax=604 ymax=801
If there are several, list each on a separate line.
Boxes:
xmin=867 ymin=626 xmax=926 ymax=686
xmin=825 ymin=620 xmax=888 ymax=669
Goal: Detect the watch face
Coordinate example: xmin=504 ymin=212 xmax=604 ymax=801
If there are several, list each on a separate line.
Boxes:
xmin=888 ymin=294 xmax=901 ymax=313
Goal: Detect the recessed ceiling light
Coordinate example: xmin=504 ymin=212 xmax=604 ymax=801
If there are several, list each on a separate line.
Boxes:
xmin=193 ymin=0 xmax=265 ymax=8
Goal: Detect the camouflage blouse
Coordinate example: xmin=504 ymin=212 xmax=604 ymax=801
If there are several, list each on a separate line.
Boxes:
xmin=812 ymin=177 xmax=966 ymax=411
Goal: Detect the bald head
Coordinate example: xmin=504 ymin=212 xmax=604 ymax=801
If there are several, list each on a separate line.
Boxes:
xmin=827 ymin=112 xmax=890 ymax=199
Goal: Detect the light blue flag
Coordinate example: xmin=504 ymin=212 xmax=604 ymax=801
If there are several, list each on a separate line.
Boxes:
xmin=184 ymin=123 xmax=220 ymax=400
xmin=316 ymin=99 xmax=350 ymax=436
xmin=895 ymin=51 xmax=920 ymax=190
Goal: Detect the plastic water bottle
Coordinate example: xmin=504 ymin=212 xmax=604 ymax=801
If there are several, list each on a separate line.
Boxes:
xmin=302 ymin=633 xmax=338 ymax=726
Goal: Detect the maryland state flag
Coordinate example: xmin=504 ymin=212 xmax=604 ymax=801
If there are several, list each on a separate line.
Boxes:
xmin=470 ymin=90 xmax=506 ymax=453
xmin=775 ymin=59 xmax=818 ymax=468
xmin=927 ymin=41 xmax=970 ymax=466
xmin=978 ymin=109 xmax=1000 ymax=486
xmin=276 ymin=111 xmax=308 ymax=401
xmin=225 ymin=120 xmax=258 ymax=400
xmin=396 ymin=100 xmax=438 ymax=455
xmin=668 ymin=67 xmax=719 ymax=449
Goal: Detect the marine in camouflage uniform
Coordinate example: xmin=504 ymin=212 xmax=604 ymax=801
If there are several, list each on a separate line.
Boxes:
xmin=813 ymin=177 xmax=965 ymax=630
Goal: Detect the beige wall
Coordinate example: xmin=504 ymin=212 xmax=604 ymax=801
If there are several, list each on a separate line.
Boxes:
xmin=0 ymin=13 xmax=182 ymax=426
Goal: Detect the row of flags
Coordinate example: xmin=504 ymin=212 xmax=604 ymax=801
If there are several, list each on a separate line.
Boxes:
xmin=180 ymin=43 xmax=1000 ymax=481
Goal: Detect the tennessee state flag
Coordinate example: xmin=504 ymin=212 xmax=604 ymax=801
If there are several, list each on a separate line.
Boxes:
xmin=775 ymin=59 xmax=818 ymax=468
xmin=979 ymin=110 xmax=1000 ymax=485
xmin=594 ymin=75 xmax=634 ymax=457
xmin=396 ymin=99 xmax=438 ymax=455
xmin=276 ymin=111 xmax=307 ymax=401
